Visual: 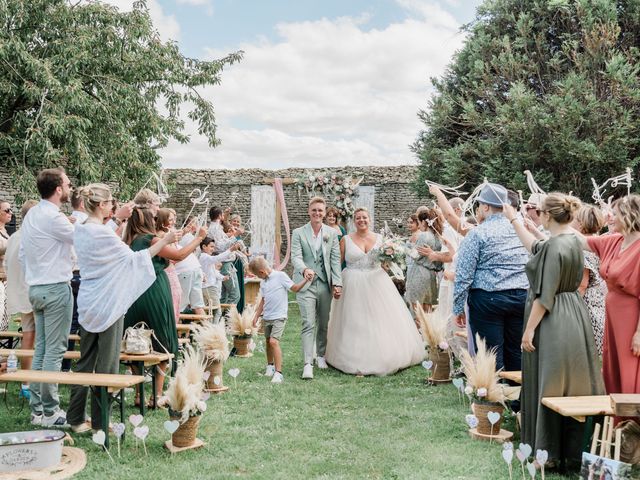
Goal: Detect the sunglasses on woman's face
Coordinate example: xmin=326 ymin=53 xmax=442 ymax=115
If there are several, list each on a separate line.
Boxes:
xmin=2 ymin=209 xmax=12 ymax=214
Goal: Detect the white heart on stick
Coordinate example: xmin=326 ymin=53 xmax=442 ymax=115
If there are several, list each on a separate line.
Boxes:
xmin=535 ymin=449 xmax=548 ymax=466
xmin=213 ymin=376 xmax=221 ymax=386
xmin=526 ymin=462 xmax=536 ymax=478
xmin=502 ymin=449 xmax=513 ymax=464
xmin=465 ymin=414 xmax=478 ymax=429
xmin=112 ymin=423 xmax=125 ymax=438
xmin=519 ymin=443 xmax=532 ymax=459
xmin=516 ymin=450 xmax=526 ymax=463
xmin=92 ymin=430 xmax=106 ymax=446
xmin=228 ymin=368 xmax=240 ymax=378
xmin=164 ymin=420 xmax=180 ymax=434
xmin=202 ymin=371 xmax=210 ymax=381
xmin=487 ymin=411 xmax=501 ymax=425
xmin=421 ymin=360 xmax=433 ymax=370
xmin=134 ymin=425 xmax=149 ymax=440
xmin=129 ymin=414 xmax=144 ymax=427
xmin=452 ymin=378 xmax=464 ymax=390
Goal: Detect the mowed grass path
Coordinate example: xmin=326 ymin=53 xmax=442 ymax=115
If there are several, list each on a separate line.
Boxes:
xmin=1 ymin=301 xmax=570 ymax=479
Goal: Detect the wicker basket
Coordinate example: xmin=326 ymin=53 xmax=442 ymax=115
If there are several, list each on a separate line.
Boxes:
xmin=206 ymin=359 xmax=224 ymax=390
xmin=429 ymin=348 xmax=451 ymax=381
xmin=472 ymin=401 xmax=504 ymax=435
xmin=170 ymin=413 xmax=201 ymax=448
xmin=233 ymin=336 xmax=251 ymax=356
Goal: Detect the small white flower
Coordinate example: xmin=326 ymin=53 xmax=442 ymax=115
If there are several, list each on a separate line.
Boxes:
xmin=438 ymin=341 xmax=449 ymax=350
xmin=197 ymin=401 xmax=207 ymax=412
xmin=464 ymin=385 xmax=473 ymax=395
xmin=477 ymin=387 xmax=487 ymax=398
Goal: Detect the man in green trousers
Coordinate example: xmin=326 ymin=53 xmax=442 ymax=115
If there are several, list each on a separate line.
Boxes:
xmin=291 ymin=196 xmax=342 ymax=379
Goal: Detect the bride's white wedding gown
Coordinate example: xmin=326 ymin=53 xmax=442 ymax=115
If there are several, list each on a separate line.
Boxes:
xmin=326 ymin=234 xmax=426 ymax=376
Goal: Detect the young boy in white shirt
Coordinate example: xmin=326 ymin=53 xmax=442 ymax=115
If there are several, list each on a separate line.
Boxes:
xmin=199 ymin=237 xmax=233 ymax=323
xmin=249 ymin=257 xmax=311 ymax=384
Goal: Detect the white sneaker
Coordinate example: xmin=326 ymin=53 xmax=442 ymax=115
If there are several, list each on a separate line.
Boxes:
xmin=302 ymin=363 xmax=313 ymax=380
xmin=316 ymin=356 xmax=328 ymax=369
xmin=264 ymin=364 xmax=276 ymax=377
xmin=41 ymin=410 xmax=69 ymax=428
xmin=271 ymin=372 xmax=284 ymax=384
xmin=30 ymin=413 xmax=43 ymax=426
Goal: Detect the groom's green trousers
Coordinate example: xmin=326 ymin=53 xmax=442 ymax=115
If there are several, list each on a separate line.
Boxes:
xmin=297 ymin=278 xmax=332 ymax=365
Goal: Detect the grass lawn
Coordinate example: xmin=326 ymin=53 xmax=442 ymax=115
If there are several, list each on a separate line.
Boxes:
xmin=0 ymin=301 xmax=572 ymax=480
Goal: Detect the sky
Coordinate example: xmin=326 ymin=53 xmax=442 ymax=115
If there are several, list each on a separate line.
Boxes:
xmin=102 ymin=0 xmax=483 ymax=170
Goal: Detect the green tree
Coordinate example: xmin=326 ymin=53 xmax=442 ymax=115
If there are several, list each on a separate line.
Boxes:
xmin=413 ymin=0 xmax=640 ymax=199
xmin=0 ymin=0 xmax=242 ymax=202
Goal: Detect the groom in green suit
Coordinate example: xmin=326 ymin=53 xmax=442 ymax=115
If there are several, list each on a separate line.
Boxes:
xmin=291 ymin=196 xmax=342 ymax=379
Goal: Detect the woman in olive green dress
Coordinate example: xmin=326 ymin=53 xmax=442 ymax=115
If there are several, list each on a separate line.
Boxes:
xmin=504 ymin=194 xmax=603 ymax=466
xmin=124 ymin=207 xmax=207 ymax=405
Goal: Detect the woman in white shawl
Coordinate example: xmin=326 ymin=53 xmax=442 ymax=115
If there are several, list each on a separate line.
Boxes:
xmin=67 ymin=184 xmax=178 ymax=433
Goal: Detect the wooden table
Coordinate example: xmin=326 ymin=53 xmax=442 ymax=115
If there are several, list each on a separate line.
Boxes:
xmin=499 ymin=371 xmax=522 ymax=385
xmin=0 ymin=370 xmax=143 ymax=447
xmin=0 ymin=349 xmax=172 ymax=414
xmin=541 ymin=395 xmax=613 ymax=422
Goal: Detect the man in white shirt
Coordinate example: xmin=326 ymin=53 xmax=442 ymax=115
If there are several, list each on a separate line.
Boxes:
xmin=175 ymin=223 xmax=206 ymax=315
xmin=20 ymin=167 xmax=74 ymax=427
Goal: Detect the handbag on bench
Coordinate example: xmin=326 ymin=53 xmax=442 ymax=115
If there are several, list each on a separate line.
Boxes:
xmin=121 ymin=322 xmax=153 ymax=355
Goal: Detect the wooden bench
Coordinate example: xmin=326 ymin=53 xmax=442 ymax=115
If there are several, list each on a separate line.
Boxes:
xmin=176 ymin=324 xmax=193 ymax=336
xmin=0 ymin=331 xmax=80 ymax=349
xmin=0 ymin=349 xmax=172 ymax=415
xmin=0 ymin=370 xmax=143 ymax=448
xmin=541 ymin=395 xmax=613 ymax=423
xmin=499 ymin=370 xmax=522 ymax=385
xmin=178 ymin=313 xmax=213 ymax=323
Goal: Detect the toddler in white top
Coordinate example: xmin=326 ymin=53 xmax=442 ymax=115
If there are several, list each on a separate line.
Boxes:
xmin=249 ymin=257 xmax=310 ymax=384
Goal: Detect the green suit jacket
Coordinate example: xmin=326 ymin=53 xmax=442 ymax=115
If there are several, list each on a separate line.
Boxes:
xmin=291 ymin=223 xmax=342 ymax=292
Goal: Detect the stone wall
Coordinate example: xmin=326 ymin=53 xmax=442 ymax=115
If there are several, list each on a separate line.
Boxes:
xmin=0 ymin=163 xmax=427 ymax=235
xmin=163 ymin=166 xmax=424 ymax=234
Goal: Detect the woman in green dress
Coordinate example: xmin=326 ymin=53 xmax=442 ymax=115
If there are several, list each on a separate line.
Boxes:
xmin=504 ymin=193 xmax=604 ymax=466
xmin=124 ymin=207 xmax=207 ymax=405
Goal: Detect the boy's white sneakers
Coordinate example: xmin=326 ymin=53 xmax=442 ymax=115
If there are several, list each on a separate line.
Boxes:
xmin=271 ymin=372 xmax=284 ymax=384
xmin=264 ymin=364 xmax=276 ymax=377
xmin=316 ymin=356 xmax=328 ymax=369
xmin=302 ymin=363 xmax=314 ymax=379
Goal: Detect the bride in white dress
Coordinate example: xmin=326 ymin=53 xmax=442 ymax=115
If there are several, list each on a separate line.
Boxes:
xmin=326 ymin=208 xmax=425 ymax=376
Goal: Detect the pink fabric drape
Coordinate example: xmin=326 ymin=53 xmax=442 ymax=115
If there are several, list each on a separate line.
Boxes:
xmin=273 ymin=178 xmax=291 ymax=270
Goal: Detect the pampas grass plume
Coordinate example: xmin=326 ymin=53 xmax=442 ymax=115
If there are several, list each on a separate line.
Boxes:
xmin=193 ymin=322 xmax=229 ymax=363
xmin=460 ymin=334 xmax=504 ymax=404
xmin=415 ymin=303 xmax=448 ymax=349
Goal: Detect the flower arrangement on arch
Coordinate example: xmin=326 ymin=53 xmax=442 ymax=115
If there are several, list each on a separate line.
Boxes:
xmin=296 ymin=171 xmax=363 ymax=219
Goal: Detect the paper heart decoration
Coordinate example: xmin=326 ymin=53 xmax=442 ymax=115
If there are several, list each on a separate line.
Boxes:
xmin=92 ymin=430 xmax=106 ymax=446
xmin=502 ymin=449 xmax=513 ymax=464
xmin=202 ymin=371 xmax=210 ymax=381
xmin=487 ymin=411 xmax=501 ymax=425
xmin=112 ymin=423 xmax=125 ymax=438
xmin=129 ymin=414 xmax=144 ymax=427
xmin=452 ymin=378 xmax=464 ymax=390
xmin=421 ymin=360 xmax=433 ymax=370
xmin=465 ymin=414 xmax=478 ymax=429
xmin=519 ymin=443 xmax=532 ymax=459
xmin=535 ymin=449 xmax=548 ymax=466
xmin=201 ymin=392 xmax=211 ymax=401
xmin=249 ymin=340 xmax=256 ymax=352
xmin=164 ymin=420 xmax=180 ymax=434
xmin=516 ymin=450 xmax=526 ymax=463
xmin=213 ymin=376 xmax=221 ymax=386
xmin=503 ymin=442 xmax=513 ymax=450
xmin=527 ymin=462 xmax=536 ymax=478
xmin=134 ymin=425 xmax=149 ymax=440
xmin=228 ymin=368 xmax=240 ymax=378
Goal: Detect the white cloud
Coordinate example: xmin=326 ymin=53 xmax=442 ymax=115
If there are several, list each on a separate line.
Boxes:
xmin=176 ymin=0 xmax=213 ymax=16
xmin=161 ymin=2 xmax=468 ymax=169
xmin=98 ymin=0 xmax=180 ymax=41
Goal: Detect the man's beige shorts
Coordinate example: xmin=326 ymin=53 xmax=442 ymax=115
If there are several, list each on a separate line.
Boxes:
xmin=263 ymin=318 xmax=286 ymax=341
